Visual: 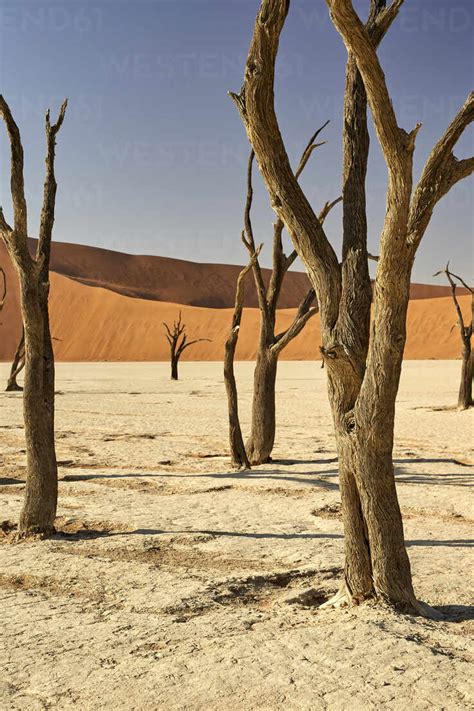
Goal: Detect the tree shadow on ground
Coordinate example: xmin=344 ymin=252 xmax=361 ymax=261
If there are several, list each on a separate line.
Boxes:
xmin=395 ymin=457 xmax=472 ymax=466
xmin=272 ymin=457 xmax=338 ymax=466
xmin=394 ymin=467 xmax=473 ymax=487
xmin=406 ymin=539 xmax=473 ymax=548
xmin=61 ymin=468 xmax=340 ymax=490
xmin=434 ymin=604 xmax=474 ymax=622
xmin=54 ymin=527 xmax=344 ymax=542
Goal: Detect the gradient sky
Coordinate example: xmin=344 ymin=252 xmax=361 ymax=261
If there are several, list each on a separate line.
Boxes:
xmin=0 ymin=0 xmax=472 ymax=283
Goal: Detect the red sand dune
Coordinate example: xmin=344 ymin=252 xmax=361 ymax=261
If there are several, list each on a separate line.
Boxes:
xmin=0 ymin=240 xmax=470 ymax=361
xmin=30 ymin=239 xmax=465 ymax=307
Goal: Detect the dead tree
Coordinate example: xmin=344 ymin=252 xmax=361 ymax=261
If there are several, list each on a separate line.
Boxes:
xmin=0 ymin=267 xmax=5 ymax=313
xmin=242 ymin=140 xmax=339 ymax=464
xmin=0 ymin=267 xmax=26 ymax=390
xmin=224 ymin=245 xmax=262 ymax=469
xmin=0 ymin=96 xmax=67 ymax=537
xmin=6 ymin=327 xmax=25 ymax=392
xmin=231 ymin=0 xmax=473 ymax=614
xmin=434 ymin=264 xmax=473 ymax=410
xmin=163 ymin=312 xmax=210 ymax=380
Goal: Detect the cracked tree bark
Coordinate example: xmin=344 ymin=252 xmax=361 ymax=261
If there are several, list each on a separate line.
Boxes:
xmin=231 ymin=0 xmax=473 ymax=613
xmin=0 ymin=96 xmax=67 ymax=537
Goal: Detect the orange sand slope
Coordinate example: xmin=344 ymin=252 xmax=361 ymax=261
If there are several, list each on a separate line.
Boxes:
xmin=0 ymin=240 xmax=470 ymax=361
xmin=31 ymin=239 xmax=467 ymax=307
xmin=2 ymin=269 xmax=470 ymax=362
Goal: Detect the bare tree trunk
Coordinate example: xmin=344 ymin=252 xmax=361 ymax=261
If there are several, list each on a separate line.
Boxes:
xmin=6 ymin=327 xmax=25 ymax=391
xmin=434 ymin=265 xmax=473 ymax=411
xmin=19 ymin=278 xmax=58 ymax=534
xmin=458 ymin=339 xmax=472 ymax=410
xmin=231 ymin=0 xmax=473 ymax=613
xmin=0 ymin=96 xmax=67 ymax=537
xmin=171 ymin=356 xmax=179 ymax=381
xmin=246 ymin=348 xmax=278 ymax=464
xmin=224 ymin=250 xmax=261 ymax=469
xmin=239 ymin=149 xmax=324 ymax=466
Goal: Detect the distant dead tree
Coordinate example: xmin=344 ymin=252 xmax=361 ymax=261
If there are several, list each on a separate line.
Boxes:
xmin=231 ymin=0 xmax=473 ymax=613
xmin=0 ymin=267 xmax=26 ymax=390
xmin=6 ymin=328 xmax=26 ymax=392
xmin=241 ymin=139 xmax=339 ymax=464
xmin=0 ymin=267 xmax=5 ymax=313
xmin=434 ymin=264 xmax=473 ymax=410
xmin=0 ymin=95 xmax=67 ymax=537
xmin=164 ymin=312 xmax=211 ymax=380
xmin=224 ymin=246 xmax=262 ymax=469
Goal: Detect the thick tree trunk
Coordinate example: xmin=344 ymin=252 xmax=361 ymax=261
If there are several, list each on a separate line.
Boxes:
xmin=6 ymin=328 xmax=25 ymax=391
xmin=233 ymin=0 xmax=472 ymax=614
xmin=171 ymin=357 xmax=178 ymax=380
xmin=18 ymin=280 xmax=58 ymax=536
xmin=352 ymin=263 xmax=417 ymax=609
xmin=246 ymin=348 xmax=277 ymax=464
xmin=458 ymin=342 xmax=472 ymax=410
xmin=325 ymin=358 xmax=375 ymax=602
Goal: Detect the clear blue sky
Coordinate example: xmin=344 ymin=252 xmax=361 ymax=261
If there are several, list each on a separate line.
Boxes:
xmin=0 ymin=0 xmax=472 ymax=283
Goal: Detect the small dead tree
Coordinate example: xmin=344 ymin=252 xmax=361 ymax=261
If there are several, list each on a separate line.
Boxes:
xmin=224 ymin=246 xmax=262 ymax=469
xmin=241 ymin=140 xmax=339 ymax=464
xmin=6 ymin=327 xmax=25 ymax=392
xmin=0 ymin=267 xmax=26 ymax=390
xmin=0 ymin=267 xmax=5 ymax=313
xmin=231 ymin=0 xmax=473 ymax=613
xmin=434 ymin=264 xmax=473 ymax=410
xmin=0 ymin=95 xmax=67 ymax=537
xmin=164 ymin=312 xmax=210 ymax=380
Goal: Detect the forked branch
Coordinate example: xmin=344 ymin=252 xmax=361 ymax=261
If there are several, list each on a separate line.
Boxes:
xmin=272 ymin=288 xmax=319 ymax=355
xmin=433 ymin=264 xmax=473 ymax=342
xmin=229 ymin=0 xmax=341 ymax=336
xmin=409 ymin=94 xmax=474 ymax=248
xmin=326 ymin=0 xmax=419 ymax=175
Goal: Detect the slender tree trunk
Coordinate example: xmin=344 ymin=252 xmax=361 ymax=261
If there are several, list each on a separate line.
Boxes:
xmin=224 ymin=341 xmax=250 ymax=470
xmin=18 ymin=278 xmax=58 ymax=535
xmin=223 ymin=253 xmax=258 ymax=470
xmin=458 ymin=341 xmax=472 ymax=410
xmin=246 ymin=348 xmax=278 ymax=464
xmin=171 ymin=356 xmax=178 ymax=380
xmin=6 ymin=328 xmax=25 ymax=391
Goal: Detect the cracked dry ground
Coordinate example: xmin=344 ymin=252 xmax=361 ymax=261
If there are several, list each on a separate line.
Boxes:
xmin=0 ymin=361 xmax=473 ymax=710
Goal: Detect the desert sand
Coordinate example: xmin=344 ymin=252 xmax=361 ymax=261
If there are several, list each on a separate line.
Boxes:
xmin=0 ymin=243 xmax=471 ymax=361
xmin=1 ymin=240 xmax=470 ymax=362
xmin=0 ymin=360 xmax=472 ymax=710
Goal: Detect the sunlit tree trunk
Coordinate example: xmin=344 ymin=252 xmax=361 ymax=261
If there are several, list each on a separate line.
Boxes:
xmin=231 ymin=0 xmax=473 ymax=612
xmin=0 ymin=96 xmax=67 ymax=536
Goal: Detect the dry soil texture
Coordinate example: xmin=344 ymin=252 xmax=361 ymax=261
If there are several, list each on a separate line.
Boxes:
xmin=0 ymin=361 xmax=473 ymax=710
